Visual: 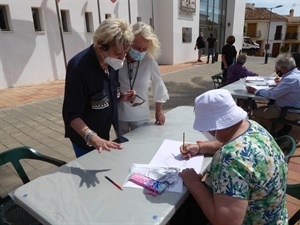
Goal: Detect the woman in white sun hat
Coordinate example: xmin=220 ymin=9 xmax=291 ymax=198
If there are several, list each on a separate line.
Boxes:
xmin=173 ymin=89 xmax=288 ymax=225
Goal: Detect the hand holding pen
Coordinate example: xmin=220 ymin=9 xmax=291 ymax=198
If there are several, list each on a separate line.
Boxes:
xmin=180 ymin=143 xmax=202 ymax=159
xmin=180 ymin=132 xmax=202 ymax=159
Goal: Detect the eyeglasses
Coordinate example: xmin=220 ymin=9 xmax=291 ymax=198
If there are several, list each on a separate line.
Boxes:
xmin=131 ymin=94 xmax=146 ymax=107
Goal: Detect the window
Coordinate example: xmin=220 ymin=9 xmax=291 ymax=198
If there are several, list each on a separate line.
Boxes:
xmin=105 ymin=14 xmax=111 ymax=19
xmin=32 ymin=8 xmax=42 ymax=31
xmin=150 ymin=18 xmax=153 ymax=28
xmin=85 ymin=12 xmax=93 ymax=33
xmin=137 ymin=17 xmax=142 ymax=22
xmin=0 ymin=5 xmax=10 ymax=31
xmin=182 ymin=27 xmax=192 ymax=43
xmin=60 ymin=10 xmax=70 ymax=32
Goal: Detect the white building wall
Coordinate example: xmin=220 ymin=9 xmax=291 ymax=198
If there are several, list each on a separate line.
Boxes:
xmin=255 ymin=21 xmax=266 ymax=40
xmin=0 ymin=0 xmax=243 ymax=89
xmin=225 ymin=0 xmax=246 ymax=52
xmin=246 ymin=19 xmax=286 ymax=56
xmin=171 ymin=2 xmax=199 ymax=64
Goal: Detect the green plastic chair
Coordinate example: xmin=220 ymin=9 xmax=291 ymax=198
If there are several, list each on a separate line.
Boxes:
xmin=0 ymin=147 xmax=66 ymax=225
xmin=211 ymin=73 xmax=224 ymax=89
xmin=275 ymin=135 xmax=296 ymax=162
xmin=274 ymin=136 xmax=299 ymax=224
xmin=286 ymin=184 xmax=300 ymax=225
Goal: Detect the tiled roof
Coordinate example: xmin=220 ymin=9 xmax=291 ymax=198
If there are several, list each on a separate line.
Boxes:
xmin=285 ymin=16 xmax=300 ymax=23
xmin=245 ymin=7 xmax=287 ymax=21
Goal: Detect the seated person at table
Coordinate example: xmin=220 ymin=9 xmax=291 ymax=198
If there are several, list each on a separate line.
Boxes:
xmin=226 ymin=53 xmax=258 ymax=111
xmin=274 ymin=52 xmax=300 ymax=85
xmin=169 ymin=89 xmax=288 ymax=225
xmin=226 ymin=53 xmax=257 ymax=85
xmin=246 ymin=53 xmax=300 ymax=136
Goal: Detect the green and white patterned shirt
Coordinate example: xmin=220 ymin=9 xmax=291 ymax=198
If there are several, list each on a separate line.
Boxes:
xmin=205 ymin=120 xmax=288 ymax=225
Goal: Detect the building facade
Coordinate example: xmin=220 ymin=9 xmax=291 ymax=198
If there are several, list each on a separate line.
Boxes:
xmin=0 ymin=0 xmax=245 ymax=89
xmin=282 ymin=9 xmax=300 ymax=53
xmin=244 ymin=3 xmax=300 ymax=57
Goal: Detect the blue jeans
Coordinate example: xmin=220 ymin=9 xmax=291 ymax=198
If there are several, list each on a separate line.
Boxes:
xmin=207 ymin=48 xmax=215 ymax=63
xmin=72 ymin=143 xmax=91 ymax=158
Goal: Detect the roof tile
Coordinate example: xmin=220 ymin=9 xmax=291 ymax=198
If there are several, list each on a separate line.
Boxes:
xmin=245 ymin=7 xmax=287 ymax=21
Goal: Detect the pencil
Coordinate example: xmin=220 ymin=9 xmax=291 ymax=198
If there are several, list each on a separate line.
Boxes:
xmin=105 ymin=176 xmax=123 ymax=191
xmin=183 ymin=132 xmax=185 ymax=149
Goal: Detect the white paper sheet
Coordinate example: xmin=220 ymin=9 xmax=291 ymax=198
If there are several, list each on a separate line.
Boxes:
xmin=246 ymin=77 xmax=264 ymax=81
xmin=149 ymin=139 xmax=204 ymax=173
xmin=123 ymin=139 xmax=204 ymax=193
xmin=246 ymin=85 xmax=271 ymax=90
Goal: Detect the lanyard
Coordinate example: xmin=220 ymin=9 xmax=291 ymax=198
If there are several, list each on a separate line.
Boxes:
xmin=127 ymin=61 xmax=140 ymax=90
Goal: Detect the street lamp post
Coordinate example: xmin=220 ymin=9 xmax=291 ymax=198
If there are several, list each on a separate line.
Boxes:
xmin=264 ymin=5 xmax=283 ymax=64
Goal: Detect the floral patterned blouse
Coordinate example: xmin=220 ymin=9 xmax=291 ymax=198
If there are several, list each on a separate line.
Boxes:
xmin=205 ymin=120 xmax=288 ymax=225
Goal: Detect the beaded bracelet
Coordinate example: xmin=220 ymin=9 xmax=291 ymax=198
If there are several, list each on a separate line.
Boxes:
xmin=197 ymin=142 xmax=201 ymax=154
xmin=85 ymin=130 xmax=96 ymax=146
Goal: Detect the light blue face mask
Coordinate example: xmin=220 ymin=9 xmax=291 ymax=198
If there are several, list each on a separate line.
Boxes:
xmin=129 ymin=48 xmax=147 ymax=61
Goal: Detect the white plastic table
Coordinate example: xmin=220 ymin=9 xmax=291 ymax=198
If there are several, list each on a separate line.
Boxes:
xmin=12 ymin=106 xmax=212 ymax=225
xmin=221 ymin=77 xmax=273 ymax=101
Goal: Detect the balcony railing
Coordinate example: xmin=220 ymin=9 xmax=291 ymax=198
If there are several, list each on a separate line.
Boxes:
xmin=285 ymin=32 xmax=299 ymax=40
xmin=245 ymin=30 xmax=261 ymax=38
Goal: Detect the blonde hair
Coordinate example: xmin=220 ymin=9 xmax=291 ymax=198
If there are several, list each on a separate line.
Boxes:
xmin=131 ymin=22 xmax=161 ymax=59
xmin=93 ymin=18 xmax=134 ymax=52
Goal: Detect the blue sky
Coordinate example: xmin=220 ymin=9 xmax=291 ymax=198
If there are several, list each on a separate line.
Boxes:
xmin=245 ymin=0 xmax=300 ymax=16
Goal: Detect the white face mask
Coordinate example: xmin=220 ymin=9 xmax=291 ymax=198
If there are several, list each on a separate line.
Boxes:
xmin=105 ymin=57 xmax=124 ymax=70
xmin=201 ymin=131 xmax=217 ymax=141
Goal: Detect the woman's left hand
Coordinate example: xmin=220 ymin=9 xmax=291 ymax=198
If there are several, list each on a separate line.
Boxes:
xmin=155 ymin=111 xmax=165 ymax=125
xmin=179 ymin=168 xmax=202 ymax=186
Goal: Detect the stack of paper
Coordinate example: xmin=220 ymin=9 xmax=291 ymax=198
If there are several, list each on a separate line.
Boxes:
xmin=246 ymin=77 xmax=264 ymax=81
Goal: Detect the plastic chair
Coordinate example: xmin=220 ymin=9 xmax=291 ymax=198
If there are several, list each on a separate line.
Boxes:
xmin=275 ymin=135 xmax=296 ymax=162
xmin=286 ymin=184 xmax=300 ymax=225
xmin=275 ymin=136 xmax=299 ymax=224
xmin=0 ymin=147 xmax=66 ymax=225
xmin=271 ymin=106 xmax=300 ymax=137
xmin=211 ymin=73 xmax=224 ymax=89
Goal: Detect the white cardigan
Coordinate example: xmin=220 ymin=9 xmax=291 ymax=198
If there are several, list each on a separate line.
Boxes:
xmin=118 ymin=56 xmax=169 ymax=122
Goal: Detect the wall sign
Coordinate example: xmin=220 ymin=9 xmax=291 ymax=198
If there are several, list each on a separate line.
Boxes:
xmin=180 ymin=0 xmax=196 ymax=14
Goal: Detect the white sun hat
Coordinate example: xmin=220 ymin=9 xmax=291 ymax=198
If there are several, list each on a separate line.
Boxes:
xmin=193 ymin=89 xmax=247 ymax=131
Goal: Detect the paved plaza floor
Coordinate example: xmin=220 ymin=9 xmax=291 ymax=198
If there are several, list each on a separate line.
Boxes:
xmin=0 ymin=56 xmax=299 ymax=221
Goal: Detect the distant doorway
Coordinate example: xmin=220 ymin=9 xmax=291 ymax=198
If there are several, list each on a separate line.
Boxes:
xmin=272 ymin=43 xmax=281 ymax=57
xmin=256 ymin=40 xmax=263 ymax=56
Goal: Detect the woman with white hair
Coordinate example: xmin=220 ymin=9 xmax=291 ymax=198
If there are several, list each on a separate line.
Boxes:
xmin=171 ymin=89 xmax=288 ymax=225
xmin=118 ymin=22 xmax=169 ymax=135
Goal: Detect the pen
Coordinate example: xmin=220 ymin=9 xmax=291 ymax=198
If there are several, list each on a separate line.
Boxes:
xmin=105 ymin=176 xmax=123 ymax=191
